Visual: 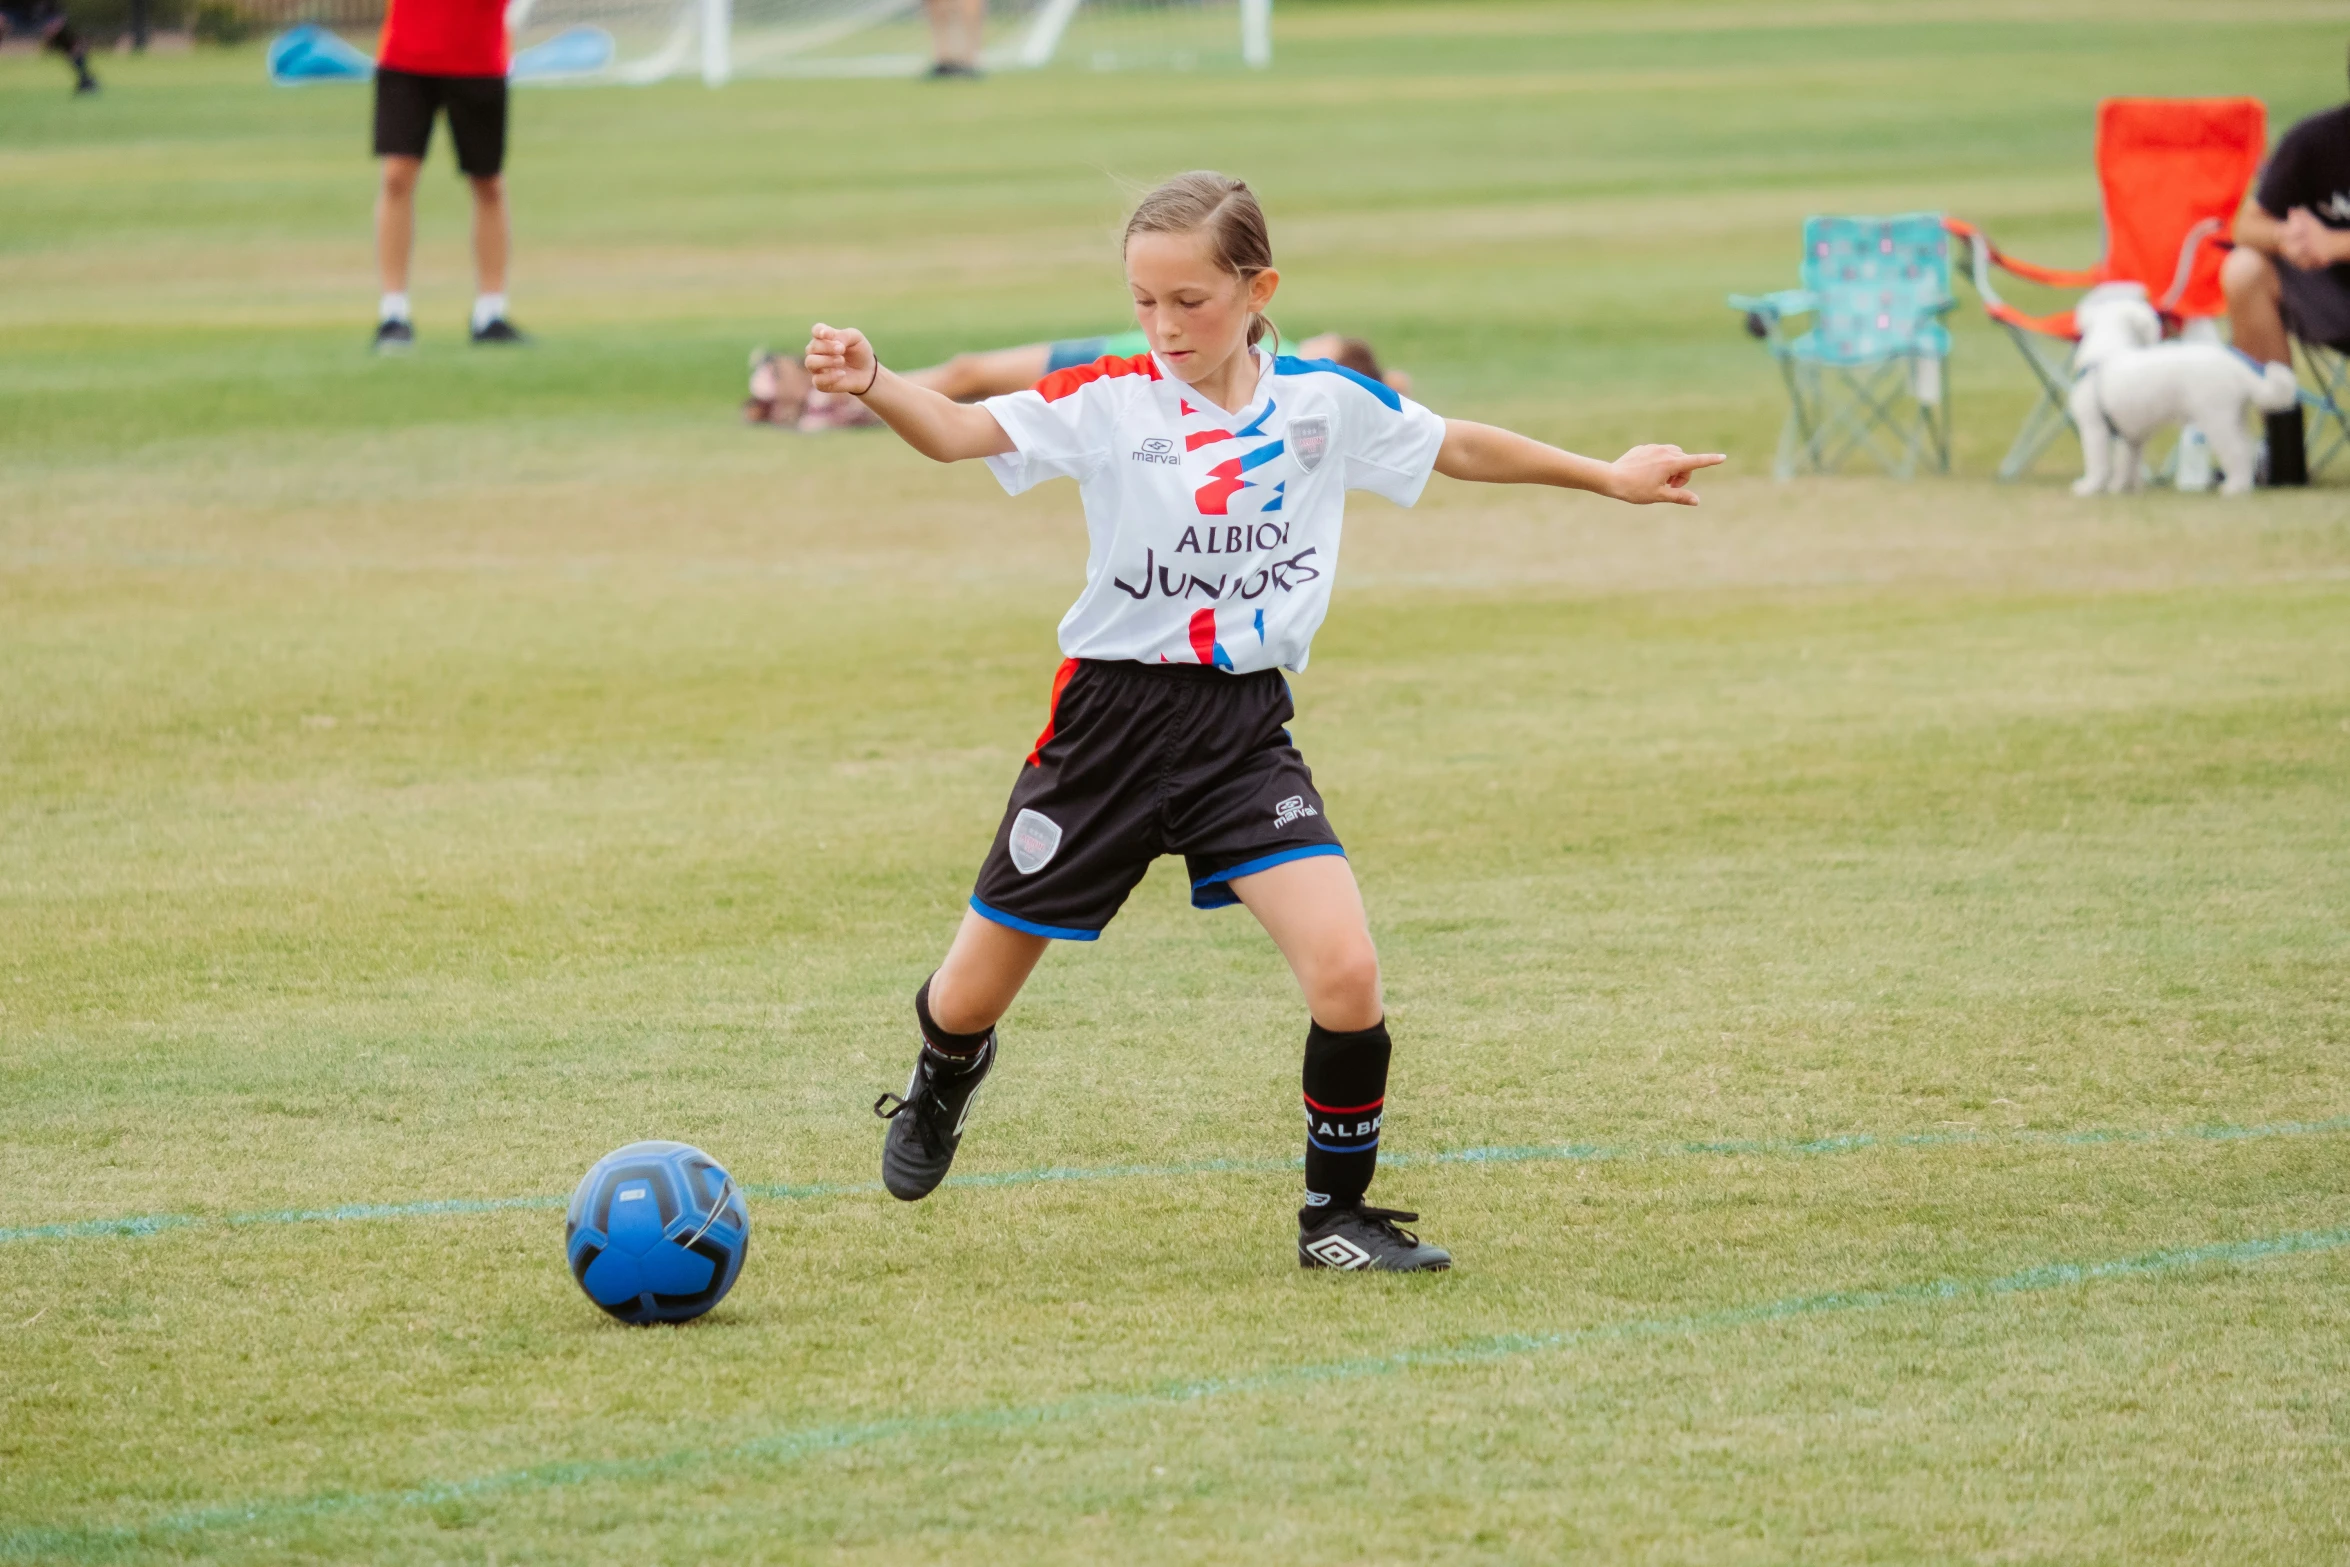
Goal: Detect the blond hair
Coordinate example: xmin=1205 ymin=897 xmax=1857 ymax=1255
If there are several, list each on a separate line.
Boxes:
xmin=1124 ymin=171 xmax=1278 ymax=349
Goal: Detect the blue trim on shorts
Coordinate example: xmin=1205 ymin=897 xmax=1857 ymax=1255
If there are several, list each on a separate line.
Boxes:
xmin=1189 ymin=843 xmax=1347 ymax=910
xmin=1043 ymin=337 xmax=1111 ymax=374
xmin=969 ymin=896 xmax=1102 ymax=942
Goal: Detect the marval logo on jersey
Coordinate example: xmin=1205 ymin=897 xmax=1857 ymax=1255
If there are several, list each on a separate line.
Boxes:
xmin=1189 ymin=400 xmax=1288 ymax=516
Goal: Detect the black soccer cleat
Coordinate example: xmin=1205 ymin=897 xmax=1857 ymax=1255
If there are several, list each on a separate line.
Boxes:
xmin=471 ymin=317 xmax=529 ymax=346
xmin=873 ymin=1034 xmax=994 ymax=1201
xmin=373 ymin=318 xmax=414 ymax=354
xmin=1298 ymin=1202 xmax=1452 ymax=1272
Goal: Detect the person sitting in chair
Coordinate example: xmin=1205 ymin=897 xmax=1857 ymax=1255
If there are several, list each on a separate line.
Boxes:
xmin=2222 ymin=44 xmax=2350 ymax=486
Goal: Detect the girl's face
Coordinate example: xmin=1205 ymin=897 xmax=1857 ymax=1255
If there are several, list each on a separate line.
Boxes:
xmin=1124 ymin=229 xmax=1280 ymax=387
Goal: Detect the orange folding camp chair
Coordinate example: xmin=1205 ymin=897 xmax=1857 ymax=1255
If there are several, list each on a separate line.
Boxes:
xmin=1948 ymin=97 xmax=2267 ymax=480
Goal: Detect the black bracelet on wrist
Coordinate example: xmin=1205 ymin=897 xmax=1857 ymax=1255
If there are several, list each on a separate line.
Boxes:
xmin=857 ymin=362 xmax=881 ymax=397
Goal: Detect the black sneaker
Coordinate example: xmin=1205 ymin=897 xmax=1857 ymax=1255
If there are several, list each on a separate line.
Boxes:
xmin=470 ymin=317 xmax=529 ymax=345
xmin=1299 ymin=1202 xmax=1452 ymax=1272
xmin=373 ymin=318 xmax=414 ymax=354
xmin=873 ymin=1034 xmax=994 ymax=1201
xmin=2261 ymin=407 xmax=2307 ymax=488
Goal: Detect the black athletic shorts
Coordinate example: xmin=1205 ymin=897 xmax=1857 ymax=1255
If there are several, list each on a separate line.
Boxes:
xmin=372 ymin=66 xmax=508 ymax=178
xmin=969 ymin=658 xmax=1346 ymax=941
xmin=2279 ymin=257 xmax=2350 ymax=351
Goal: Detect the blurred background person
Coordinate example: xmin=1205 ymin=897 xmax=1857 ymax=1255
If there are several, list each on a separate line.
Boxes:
xmin=2222 ymin=43 xmax=2350 ymax=487
xmin=749 ymin=331 xmax=1410 ymax=430
xmin=371 ymin=0 xmax=528 ymax=350
xmin=0 ymin=0 xmax=99 ymax=94
xmin=925 ymin=0 xmax=983 ymax=76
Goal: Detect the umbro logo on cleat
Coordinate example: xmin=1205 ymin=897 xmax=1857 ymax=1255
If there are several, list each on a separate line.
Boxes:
xmin=1304 ymin=1233 xmax=1373 ymax=1269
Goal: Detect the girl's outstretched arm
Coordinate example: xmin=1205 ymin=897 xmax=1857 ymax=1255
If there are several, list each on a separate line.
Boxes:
xmin=805 ymin=324 xmax=1016 ymax=463
xmin=1434 ymin=419 xmax=1725 ymax=506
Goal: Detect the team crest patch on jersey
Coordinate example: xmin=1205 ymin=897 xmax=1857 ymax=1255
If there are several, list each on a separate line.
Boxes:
xmin=1289 ymin=416 xmax=1331 ymax=473
xmin=1008 ymin=809 xmax=1063 ymax=875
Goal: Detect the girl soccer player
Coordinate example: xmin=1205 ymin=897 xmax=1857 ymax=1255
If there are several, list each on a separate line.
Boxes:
xmin=806 ymin=171 xmax=1721 ymax=1272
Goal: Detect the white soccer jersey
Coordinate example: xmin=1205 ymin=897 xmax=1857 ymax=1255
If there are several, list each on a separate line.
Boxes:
xmin=981 ymin=345 xmax=1448 ymax=674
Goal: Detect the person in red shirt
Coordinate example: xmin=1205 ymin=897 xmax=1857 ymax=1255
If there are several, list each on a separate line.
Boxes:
xmin=371 ymin=0 xmax=527 ymax=351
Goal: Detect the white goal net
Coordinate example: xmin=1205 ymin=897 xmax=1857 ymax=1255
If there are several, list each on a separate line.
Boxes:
xmin=505 ymin=0 xmax=1270 ymax=86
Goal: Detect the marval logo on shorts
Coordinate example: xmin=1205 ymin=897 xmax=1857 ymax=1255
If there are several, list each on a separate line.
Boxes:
xmin=1190 ymin=400 xmax=1288 ymax=517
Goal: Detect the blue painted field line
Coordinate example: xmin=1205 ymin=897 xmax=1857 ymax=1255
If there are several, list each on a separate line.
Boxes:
xmin=5 ymin=1114 xmax=2343 ymax=1248
xmin=7 ymin=1225 xmax=2343 ymax=1558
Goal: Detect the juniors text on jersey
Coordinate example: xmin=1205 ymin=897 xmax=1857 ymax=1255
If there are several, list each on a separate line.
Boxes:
xmin=982 ymin=346 xmax=1447 ymax=674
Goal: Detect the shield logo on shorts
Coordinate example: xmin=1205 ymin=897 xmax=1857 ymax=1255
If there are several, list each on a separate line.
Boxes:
xmin=1009 ymin=809 xmax=1062 ymax=875
xmin=1289 ymin=416 xmax=1330 ymax=473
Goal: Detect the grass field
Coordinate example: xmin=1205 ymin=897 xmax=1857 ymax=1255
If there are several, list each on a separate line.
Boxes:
xmin=6 ymin=2 xmax=2350 ymax=1561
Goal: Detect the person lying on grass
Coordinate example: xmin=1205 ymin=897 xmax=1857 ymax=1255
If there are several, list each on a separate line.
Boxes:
xmin=805 ymin=169 xmax=1722 ymax=1272
xmin=751 ymin=328 xmax=1409 ymax=429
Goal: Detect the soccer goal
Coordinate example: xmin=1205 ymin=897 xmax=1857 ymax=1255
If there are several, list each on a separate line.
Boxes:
xmin=504 ymin=0 xmax=1271 ymax=86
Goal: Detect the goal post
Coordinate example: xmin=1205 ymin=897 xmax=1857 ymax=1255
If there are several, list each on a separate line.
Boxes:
xmin=1240 ymin=0 xmax=1268 ymax=69
xmin=505 ymin=0 xmax=1270 ymax=87
xmin=700 ymin=0 xmax=729 ymax=84
xmin=1012 ymin=0 xmax=1082 ymax=70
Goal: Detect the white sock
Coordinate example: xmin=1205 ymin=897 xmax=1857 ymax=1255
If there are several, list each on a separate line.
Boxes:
xmin=379 ymin=292 xmax=411 ymax=324
xmin=471 ymin=293 xmax=508 ymax=331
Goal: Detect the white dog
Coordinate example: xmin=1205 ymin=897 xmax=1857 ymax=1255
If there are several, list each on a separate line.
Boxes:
xmin=2067 ymin=282 xmax=2300 ymax=496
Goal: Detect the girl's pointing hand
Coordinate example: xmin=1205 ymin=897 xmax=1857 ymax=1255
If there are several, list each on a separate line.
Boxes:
xmin=1609 ymin=445 xmax=1727 ymax=506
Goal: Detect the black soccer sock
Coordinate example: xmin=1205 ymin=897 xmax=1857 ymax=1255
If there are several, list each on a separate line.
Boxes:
xmin=2264 ymin=407 xmax=2307 ymax=488
xmin=914 ymin=975 xmax=993 ymax=1066
xmin=1301 ymin=1018 xmax=1391 ymax=1218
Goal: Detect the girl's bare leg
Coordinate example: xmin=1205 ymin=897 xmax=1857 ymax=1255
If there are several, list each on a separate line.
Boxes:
xmin=927 ymin=854 xmax=1371 ymax=1036
xmin=902 ymin=344 xmax=1055 ymax=402
xmin=1231 ymin=854 xmax=1383 ymax=1029
xmin=926 ymin=908 xmax=1051 ymax=1034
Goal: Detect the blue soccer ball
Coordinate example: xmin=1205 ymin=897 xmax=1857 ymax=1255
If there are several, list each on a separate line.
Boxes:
xmin=565 ymin=1141 xmax=749 ymax=1325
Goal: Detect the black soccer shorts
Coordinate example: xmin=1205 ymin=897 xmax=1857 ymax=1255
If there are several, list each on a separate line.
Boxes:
xmin=968 ymin=658 xmax=1346 ymax=941
xmin=372 ymin=66 xmax=508 ymax=178
xmin=2279 ymin=257 xmax=2350 ymax=352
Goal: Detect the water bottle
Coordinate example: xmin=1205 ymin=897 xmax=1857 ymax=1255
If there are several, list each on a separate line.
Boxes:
xmin=2175 ymin=425 xmax=2214 ymax=492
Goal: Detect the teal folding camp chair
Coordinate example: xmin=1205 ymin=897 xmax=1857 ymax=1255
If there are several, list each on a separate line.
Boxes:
xmin=2298 ymin=339 xmax=2349 ymax=478
xmin=1730 ymin=213 xmax=1954 ymax=479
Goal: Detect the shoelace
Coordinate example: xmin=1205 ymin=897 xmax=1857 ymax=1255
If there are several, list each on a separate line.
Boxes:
xmin=1353 ymin=1206 xmax=1423 ymax=1246
xmin=871 ymin=1076 xmax=952 ymax=1157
